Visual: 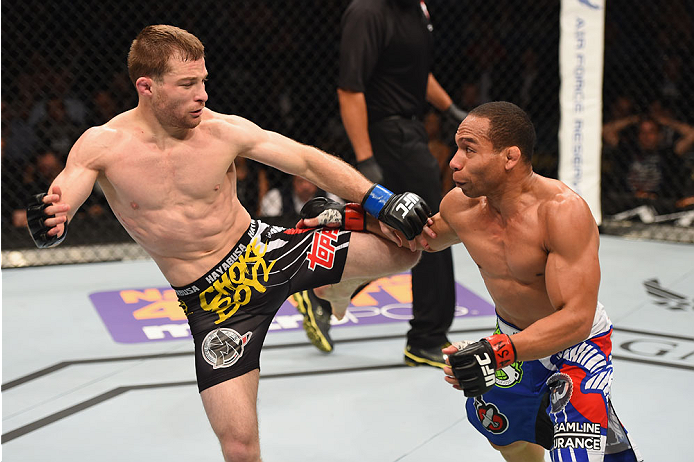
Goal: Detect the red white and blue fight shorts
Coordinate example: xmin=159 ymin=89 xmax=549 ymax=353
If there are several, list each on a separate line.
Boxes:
xmin=172 ymin=220 xmax=350 ymax=392
xmin=465 ymin=304 xmax=643 ymax=461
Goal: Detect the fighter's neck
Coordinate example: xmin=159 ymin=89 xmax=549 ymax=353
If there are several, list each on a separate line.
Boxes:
xmin=133 ymin=105 xmax=194 ymax=143
xmin=486 ymin=171 xmax=539 ymax=218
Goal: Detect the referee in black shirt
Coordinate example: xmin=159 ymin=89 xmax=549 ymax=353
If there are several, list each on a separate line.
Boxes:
xmin=337 ymin=0 xmax=468 ymax=368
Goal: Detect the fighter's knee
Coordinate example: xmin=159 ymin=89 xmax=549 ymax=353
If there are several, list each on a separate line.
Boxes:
xmin=398 ymin=248 xmax=421 ymax=270
xmin=489 ymin=440 xmax=545 ymax=460
xmin=490 ymin=439 xmax=526 ymax=454
xmin=219 ymin=437 xmax=261 ymax=462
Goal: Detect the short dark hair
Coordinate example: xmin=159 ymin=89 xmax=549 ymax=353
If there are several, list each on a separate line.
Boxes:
xmin=469 ymin=101 xmax=536 ymax=163
xmin=127 ymin=25 xmax=205 ymax=85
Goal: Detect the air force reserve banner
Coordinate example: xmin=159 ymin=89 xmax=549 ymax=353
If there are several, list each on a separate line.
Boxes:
xmin=559 ymin=0 xmax=605 ymax=224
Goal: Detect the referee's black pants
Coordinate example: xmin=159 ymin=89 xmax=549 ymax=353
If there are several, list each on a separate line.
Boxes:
xmin=369 ymin=116 xmax=455 ymax=348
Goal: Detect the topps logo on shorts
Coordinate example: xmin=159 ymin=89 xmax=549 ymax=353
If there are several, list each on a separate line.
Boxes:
xmin=553 ymin=421 xmax=602 ymax=450
xmin=307 ymin=229 xmax=339 ymax=271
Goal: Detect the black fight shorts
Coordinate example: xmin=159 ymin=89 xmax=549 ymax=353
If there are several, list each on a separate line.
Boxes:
xmin=172 ymin=220 xmax=351 ymax=392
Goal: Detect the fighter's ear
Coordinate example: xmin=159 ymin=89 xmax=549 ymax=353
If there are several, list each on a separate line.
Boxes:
xmin=504 ymin=146 xmax=522 ymax=170
xmin=136 ymin=76 xmax=154 ymax=97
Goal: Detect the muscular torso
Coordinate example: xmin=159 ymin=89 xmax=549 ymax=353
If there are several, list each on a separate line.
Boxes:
xmin=86 ymin=110 xmax=252 ymax=286
xmin=442 ymin=179 xmax=570 ymax=329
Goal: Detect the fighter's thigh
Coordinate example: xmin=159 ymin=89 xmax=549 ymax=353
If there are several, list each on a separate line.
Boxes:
xmin=340 ymin=231 xmax=420 ymax=281
xmin=200 ymin=369 xmax=260 ymax=442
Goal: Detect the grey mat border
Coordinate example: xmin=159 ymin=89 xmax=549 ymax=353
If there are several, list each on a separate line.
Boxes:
xmin=3 ymin=353 xmax=691 ymax=444
xmin=3 ymin=327 xmax=693 ymax=443
xmin=4 ymin=327 xmax=693 ymax=391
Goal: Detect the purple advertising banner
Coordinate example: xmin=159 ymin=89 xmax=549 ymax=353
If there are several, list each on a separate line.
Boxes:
xmin=90 ymin=273 xmax=494 ymax=343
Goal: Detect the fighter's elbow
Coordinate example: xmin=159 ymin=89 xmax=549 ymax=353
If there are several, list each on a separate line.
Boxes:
xmin=574 ymin=313 xmax=595 ymax=343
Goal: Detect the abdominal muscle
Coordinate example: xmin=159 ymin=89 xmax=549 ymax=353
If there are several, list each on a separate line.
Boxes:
xmin=482 ymin=276 xmax=557 ymax=330
xmin=110 ymin=190 xmax=252 ymax=287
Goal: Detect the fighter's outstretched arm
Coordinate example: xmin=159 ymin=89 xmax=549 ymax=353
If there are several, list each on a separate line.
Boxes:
xmin=27 ymin=128 xmax=100 ymax=248
xmin=233 ymin=115 xmax=372 ymax=202
xmin=231 ymin=115 xmax=433 ymax=244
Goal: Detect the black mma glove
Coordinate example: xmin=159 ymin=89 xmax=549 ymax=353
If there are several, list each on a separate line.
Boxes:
xmin=300 ymin=197 xmax=367 ymax=231
xmin=26 ymin=193 xmax=69 ymax=248
xmin=361 ymin=184 xmax=431 ymax=240
xmin=356 ymin=157 xmax=384 ymax=184
xmin=448 ymin=334 xmax=517 ymax=397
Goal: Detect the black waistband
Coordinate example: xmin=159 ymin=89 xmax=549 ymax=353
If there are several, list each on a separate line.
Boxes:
xmin=171 ymin=220 xmax=258 ymax=297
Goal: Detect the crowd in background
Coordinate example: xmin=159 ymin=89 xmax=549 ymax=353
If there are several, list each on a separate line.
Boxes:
xmin=2 ymin=0 xmax=693 ymax=249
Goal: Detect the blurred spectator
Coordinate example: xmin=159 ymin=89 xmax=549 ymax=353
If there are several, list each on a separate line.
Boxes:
xmin=601 ymin=94 xmax=637 ymax=187
xmin=606 ymin=94 xmax=637 ymax=122
xmin=80 ymin=184 xmax=110 ymax=220
xmin=259 ymin=175 xmax=342 ymax=228
xmin=91 ymin=89 xmax=120 ymax=126
xmin=457 ymin=81 xmax=483 ymax=113
xmin=649 ymin=100 xmax=684 ymax=148
xmin=9 ymin=148 xmax=65 ymax=229
xmin=518 ymin=48 xmax=543 ymax=120
xmin=1 ymin=98 xmax=39 ymax=167
xmin=602 ymin=109 xmax=694 ymax=216
xmin=1 ymin=162 xmax=24 ymax=231
xmin=29 ymin=69 xmax=88 ymax=127
xmin=653 ymin=107 xmax=694 ymax=212
xmin=22 ymin=149 xmax=64 ymax=193
xmin=16 ymin=146 xmax=114 ymax=231
xmin=110 ymin=71 xmax=138 ymax=113
xmin=2 ymin=98 xmax=36 ymax=235
xmin=34 ymin=95 xmax=85 ymax=160
xmin=437 ymin=81 xmax=483 ymax=146
xmin=423 ymin=110 xmax=454 ymax=196
xmin=659 ymin=55 xmax=684 ymax=103
xmin=464 ymin=26 xmax=506 ymax=103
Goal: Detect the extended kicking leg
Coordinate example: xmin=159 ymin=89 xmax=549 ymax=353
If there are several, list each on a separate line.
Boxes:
xmin=295 ymin=230 xmax=420 ymax=352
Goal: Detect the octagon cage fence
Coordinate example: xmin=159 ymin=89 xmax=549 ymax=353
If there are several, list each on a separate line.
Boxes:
xmin=2 ymin=0 xmax=693 ymax=268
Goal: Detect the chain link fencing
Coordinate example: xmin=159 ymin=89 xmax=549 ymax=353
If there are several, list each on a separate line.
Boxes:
xmin=2 ymin=0 xmax=693 ymax=267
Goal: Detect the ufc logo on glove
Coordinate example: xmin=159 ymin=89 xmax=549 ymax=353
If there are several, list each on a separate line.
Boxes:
xmin=361 ymin=185 xmax=432 ymax=240
xmin=395 ymin=193 xmax=419 ymax=218
xmin=475 ymin=353 xmax=496 ymax=387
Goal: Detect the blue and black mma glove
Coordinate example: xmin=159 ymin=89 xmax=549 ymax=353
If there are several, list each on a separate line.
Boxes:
xmin=26 ymin=193 xmax=68 ymax=248
xmin=361 ymin=184 xmax=432 ymax=240
xmin=300 ymin=184 xmax=432 ymax=240
xmin=448 ymin=334 xmax=517 ymax=397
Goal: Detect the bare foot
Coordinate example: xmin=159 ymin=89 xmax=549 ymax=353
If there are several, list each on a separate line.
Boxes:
xmin=314 ymin=282 xmax=363 ymax=320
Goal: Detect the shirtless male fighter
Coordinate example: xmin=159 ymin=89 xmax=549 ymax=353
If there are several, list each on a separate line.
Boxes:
xmin=434 ymin=102 xmax=642 ymax=461
xmin=301 ymin=101 xmax=643 ymax=461
xmin=26 ymin=25 xmax=433 ymax=462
